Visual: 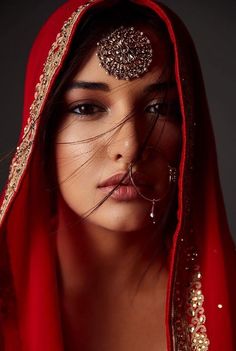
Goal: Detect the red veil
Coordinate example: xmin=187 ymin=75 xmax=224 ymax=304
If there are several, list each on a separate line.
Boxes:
xmin=0 ymin=1 xmax=235 ymax=350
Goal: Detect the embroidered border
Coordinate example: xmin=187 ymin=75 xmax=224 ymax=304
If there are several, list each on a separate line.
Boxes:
xmin=171 ymin=18 xmax=210 ymax=348
xmin=0 ymin=1 xmax=94 ymax=224
xmin=173 ymin=246 xmax=210 ymax=351
xmin=188 ymin=269 xmax=210 ymax=351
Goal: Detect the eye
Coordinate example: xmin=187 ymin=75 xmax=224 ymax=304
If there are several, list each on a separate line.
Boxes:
xmin=146 ymin=102 xmax=159 ymax=115
xmin=70 ymin=102 xmax=107 ymax=117
xmin=145 ymin=101 xmax=181 ymax=119
xmin=145 ymin=102 xmax=168 ymax=116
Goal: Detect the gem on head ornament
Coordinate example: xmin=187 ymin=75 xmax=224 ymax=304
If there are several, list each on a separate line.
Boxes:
xmin=96 ymin=26 xmax=153 ymax=80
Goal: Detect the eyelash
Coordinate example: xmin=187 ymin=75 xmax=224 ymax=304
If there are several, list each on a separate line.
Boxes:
xmin=69 ymin=101 xmax=180 ymax=119
xmin=145 ymin=101 xmax=180 ymax=118
xmin=70 ymin=103 xmax=106 ymax=117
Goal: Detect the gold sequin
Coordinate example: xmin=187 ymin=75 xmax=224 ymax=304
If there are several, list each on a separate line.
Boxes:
xmin=188 ymin=271 xmax=210 ymax=350
xmin=173 ymin=247 xmax=210 ymax=350
xmin=0 ymin=1 xmax=94 ymax=224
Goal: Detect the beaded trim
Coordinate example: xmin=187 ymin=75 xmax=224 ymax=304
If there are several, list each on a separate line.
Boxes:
xmin=0 ymin=1 xmax=94 ymax=224
xmin=171 ymin=19 xmax=210 ymax=348
xmin=188 ymin=270 xmax=210 ymax=351
xmin=173 ymin=244 xmax=210 ymax=351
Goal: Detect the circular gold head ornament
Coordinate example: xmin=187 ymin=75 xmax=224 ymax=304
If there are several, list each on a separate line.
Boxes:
xmin=96 ymin=26 xmax=153 ymax=80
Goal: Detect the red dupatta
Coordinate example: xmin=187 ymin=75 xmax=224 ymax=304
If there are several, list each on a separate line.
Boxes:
xmin=0 ymin=1 xmax=235 ymax=350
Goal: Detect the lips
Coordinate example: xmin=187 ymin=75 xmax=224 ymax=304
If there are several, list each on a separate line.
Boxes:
xmin=98 ymin=172 xmax=152 ymax=201
xmin=98 ymin=172 xmax=149 ymax=188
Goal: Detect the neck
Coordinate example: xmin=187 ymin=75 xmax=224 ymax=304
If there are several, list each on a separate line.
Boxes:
xmin=55 ymin=198 xmax=169 ymax=299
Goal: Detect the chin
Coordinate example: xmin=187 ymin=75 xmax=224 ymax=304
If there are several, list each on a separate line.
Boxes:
xmin=86 ymin=204 xmax=152 ymax=233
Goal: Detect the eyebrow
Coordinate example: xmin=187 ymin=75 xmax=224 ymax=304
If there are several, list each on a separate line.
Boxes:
xmin=66 ymin=80 xmax=176 ymax=93
xmin=67 ymin=81 xmax=110 ymax=92
xmin=144 ymin=81 xmax=176 ymax=93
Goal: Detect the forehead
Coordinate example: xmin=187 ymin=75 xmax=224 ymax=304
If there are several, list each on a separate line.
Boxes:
xmin=72 ymin=26 xmax=173 ymax=90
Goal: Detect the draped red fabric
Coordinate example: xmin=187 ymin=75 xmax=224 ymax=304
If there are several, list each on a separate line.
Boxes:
xmin=0 ymin=1 xmax=235 ymax=350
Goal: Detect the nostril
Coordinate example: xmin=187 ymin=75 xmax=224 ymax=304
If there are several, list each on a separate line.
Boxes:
xmin=115 ymin=153 xmax=123 ymax=160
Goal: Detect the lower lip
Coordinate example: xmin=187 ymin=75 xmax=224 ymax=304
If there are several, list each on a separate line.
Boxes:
xmin=99 ymin=185 xmax=142 ymax=201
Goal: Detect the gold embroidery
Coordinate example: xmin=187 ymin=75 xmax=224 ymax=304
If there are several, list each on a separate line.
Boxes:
xmin=173 ymin=246 xmax=210 ymax=350
xmin=0 ymin=1 xmax=94 ymax=224
xmin=188 ymin=270 xmax=210 ymax=351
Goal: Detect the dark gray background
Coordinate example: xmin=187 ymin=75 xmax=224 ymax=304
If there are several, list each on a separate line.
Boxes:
xmin=0 ymin=1 xmax=235 ymax=241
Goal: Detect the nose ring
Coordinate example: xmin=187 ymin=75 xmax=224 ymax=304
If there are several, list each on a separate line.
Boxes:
xmin=129 ymin=163 xmax=177 ymax=224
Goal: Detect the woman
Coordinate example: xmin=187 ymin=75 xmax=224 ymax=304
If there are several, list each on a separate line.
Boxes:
xmin=0 ymin=0 xmax=235 ymax=350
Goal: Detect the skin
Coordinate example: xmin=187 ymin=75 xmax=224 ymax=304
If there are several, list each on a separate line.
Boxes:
xmin=54 ymin=28 xmax=181 ymax=351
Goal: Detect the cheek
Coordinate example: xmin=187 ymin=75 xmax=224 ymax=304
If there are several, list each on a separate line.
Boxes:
xmin=55 ymin=143 xmax=103 ymax=220
xmin=55 ymin=119 xmax=111 ymax=215
xmin=55 ymin=144 xmax=105 ymax=189
xmin=154 ymin=122 xmax=182 ymax=164
xmin=55 ymin=118 xmax=98 ymax=177
xmin=54 ymin=119 xmax=105 ymax=212
xmin=148 ymin=122 xmax=181 ymax=195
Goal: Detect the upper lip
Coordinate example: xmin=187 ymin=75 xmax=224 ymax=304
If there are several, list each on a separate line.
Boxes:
xmin=98 ymin=172 xmax=151 ymax=188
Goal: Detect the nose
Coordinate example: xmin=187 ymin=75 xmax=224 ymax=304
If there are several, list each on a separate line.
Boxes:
xmin=107 ymin=117 xmax=141 ymax=165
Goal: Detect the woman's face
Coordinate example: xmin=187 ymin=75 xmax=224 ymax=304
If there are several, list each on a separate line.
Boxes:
xmin=55 ymin=28 xmax=181 ymax=232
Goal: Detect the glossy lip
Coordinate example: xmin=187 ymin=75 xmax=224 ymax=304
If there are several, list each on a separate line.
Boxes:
xmin=98 ymin=172 xmax=152 ymax=201
xmin=98 ymin=172 xmax=150 ymax=188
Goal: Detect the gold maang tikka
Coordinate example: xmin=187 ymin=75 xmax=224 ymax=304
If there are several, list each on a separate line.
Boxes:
xmin=96 ymin=26 xmax=153 ymax=80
